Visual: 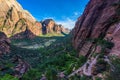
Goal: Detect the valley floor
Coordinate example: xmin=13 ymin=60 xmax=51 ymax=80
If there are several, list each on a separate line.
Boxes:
xmin=0 ymin=35 xmax=87 ymax=80
xmin=0 ymin=34 xmax=120 ymax=80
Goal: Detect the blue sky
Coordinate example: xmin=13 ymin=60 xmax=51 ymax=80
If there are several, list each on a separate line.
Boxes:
xmin=17 ymin=0 xmax=89 ymax=29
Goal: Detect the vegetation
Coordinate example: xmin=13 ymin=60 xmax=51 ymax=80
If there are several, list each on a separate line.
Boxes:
xmin=105 ymin=56 xmax=120 ymax=80
xmin=40 ymin=33 xmax=64 ymax=37
xmin=0 ymin=74 xmax=18 ymax=80
xmin=0 ymin=34 xmax=87 ymax=80
xmin=0 ymin=34 xmax=120 ymax=80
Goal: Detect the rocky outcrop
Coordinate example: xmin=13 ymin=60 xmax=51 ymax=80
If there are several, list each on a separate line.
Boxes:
xmin=42 ymin=19 xmax=55 ymax=34
xmin=72 ymin=0 xmax=120 ymax=56
xmin=12 ymin=55 xmax=30 ymax=78
xmin=0 ymin=0 xmax=42 ymax=37
xmin=11 ymin=27 xmax=36 ymax=39
xmin=0 ymin=32 xmax=10 ymax=55
xmin=42 ymin=19 xmax=69 ymax=34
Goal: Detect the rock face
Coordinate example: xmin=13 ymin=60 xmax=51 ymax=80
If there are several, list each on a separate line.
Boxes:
xmin=42 ymin=19 xmax=69 ymax=34
xmin=72 ymin=0 xmax=120 ymax=56
xmin=11 ymin=27 xmax=36 ymax=39
xmin=0 ymin=32 xmax=10 ymax=55
xmin=0 ymin=0 xmax=69 ymax=37
xmin=0 ymin=0 xmax=42 ymax=37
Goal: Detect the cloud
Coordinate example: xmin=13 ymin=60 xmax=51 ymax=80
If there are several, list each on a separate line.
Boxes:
xmin=41 ymin=17 xmax=75 ymax=29
xmin=74 ymin=12 xmax=79 ymax=16
xmin=56 ymin=18 xmax=75 ymax=29
xmin=41 ymin=11 xmax=81 ymax=29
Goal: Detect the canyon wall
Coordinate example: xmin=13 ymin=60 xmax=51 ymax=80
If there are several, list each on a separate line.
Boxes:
xmin=0 ymin=0 xmax=69 ymax=37
xmin=0 ymin=0 xmax=42 ymax=36
xmin=72 ymin=0 xmax=120 ymax=56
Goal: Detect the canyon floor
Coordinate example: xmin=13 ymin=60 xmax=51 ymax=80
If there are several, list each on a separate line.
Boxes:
xmin=0 ymin=34 xmax=120 ymax=80
xmin=0 ymin=34 xmax=88 ymax=80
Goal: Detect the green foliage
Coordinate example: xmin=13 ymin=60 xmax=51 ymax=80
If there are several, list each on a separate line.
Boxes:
xmin=95 ymin=77 xmax=102 ymax=80
xmin=22 ymin=69 xmax=41 ymax=80
xmin=88 ymin=38 xmax=114 ymax=53
xmin=40 ymin=33 xmax=64 ymax=37
xmin=20 ymin=19 xmax=25 ymax=24
xmin=45 ymin=66 xmax=58 ymax=80
xmin=0 ymin=74 xmax=18 ymax=80
xmin=105 ymin=56 xmax=120 ymax=80
xmin=0 ymin=34 xmax=87 ymax=79
xmin=69 ymin=75 xmax=92 ymax=80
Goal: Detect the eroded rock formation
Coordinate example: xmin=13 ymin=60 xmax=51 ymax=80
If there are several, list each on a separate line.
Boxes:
xmin=0 ymin=0 xmax=42 ymax=37
xmin=0 ymin=0 xmax=69 ymax=37
xmin=72 ymin=0 xmax=120 ymax=56
xmin=42 ymin=19 xmax=69 ymax=34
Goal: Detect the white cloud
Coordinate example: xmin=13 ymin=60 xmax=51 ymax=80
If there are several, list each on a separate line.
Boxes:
xmin=41 ymin=11 xmax=81 ymax=29
xmin=74 ymin=12 xmax=79 ymax=16
xmin=56 ymin=18 xmax=75 ymax=29
xmin=41 ymin=17 xmax=75 ymax=29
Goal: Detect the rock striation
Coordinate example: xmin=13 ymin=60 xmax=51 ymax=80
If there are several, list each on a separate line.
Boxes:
xmin=0 ymin=0 xmax=42 ymax=37
xmin=0 ymin=0 xmax=69 ymax=37
xmin=72 ymin=0 xmax=120 ymax=56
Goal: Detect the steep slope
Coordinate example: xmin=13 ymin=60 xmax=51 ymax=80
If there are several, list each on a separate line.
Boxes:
xmin=0 ymin=0 xmax=42 ymax=36
xmin=72 ymin=0 xmax=120 ymax=56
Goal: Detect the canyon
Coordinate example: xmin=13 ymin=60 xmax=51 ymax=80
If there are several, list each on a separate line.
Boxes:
xmin=72 ymin=0 xmax=120 ymax=57
xmin=0 ymin=0 xmax=69 ymax=38
xmin=0 ymin=0 xmax=120 ymax=80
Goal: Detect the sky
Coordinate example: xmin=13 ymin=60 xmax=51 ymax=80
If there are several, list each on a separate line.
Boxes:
xmin=17 ymin=0 xmax=89 ymax=29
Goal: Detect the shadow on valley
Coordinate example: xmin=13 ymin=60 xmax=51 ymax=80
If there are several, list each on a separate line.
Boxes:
xmin=0 ymin=33 xmax=87 ymax=80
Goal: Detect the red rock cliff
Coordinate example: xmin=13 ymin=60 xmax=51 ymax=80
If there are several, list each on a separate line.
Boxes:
xmin=72 ymin=0 xmax=120 ymax=56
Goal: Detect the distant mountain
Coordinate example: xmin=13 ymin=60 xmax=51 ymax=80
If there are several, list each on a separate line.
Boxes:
xmin=0 ymin=0 xmax=69 ymax=38
xmin=41 ymin=19 xmax=70 ymax=35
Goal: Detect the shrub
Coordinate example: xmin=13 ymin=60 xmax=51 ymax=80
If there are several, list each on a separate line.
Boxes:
xmin=22 ymin=69 xmax=41 ymax=80
xmin=0 ymin=74 xmax=18 ymax=80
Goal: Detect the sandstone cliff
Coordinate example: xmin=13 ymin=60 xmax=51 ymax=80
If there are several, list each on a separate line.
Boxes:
xmin=72 ymin=0 xmax=120 ymax=56
xmin=42 ymin=19 xmax=69 ymax=34
xmin=0 ymin=0 xmax=42 ymax=37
